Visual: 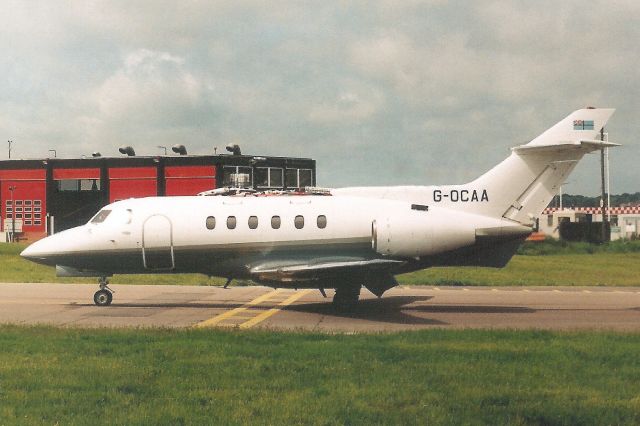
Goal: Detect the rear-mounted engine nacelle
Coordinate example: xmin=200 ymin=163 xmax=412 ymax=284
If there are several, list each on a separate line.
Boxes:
xmin=372 ymin=211 xmax=476 ymax=258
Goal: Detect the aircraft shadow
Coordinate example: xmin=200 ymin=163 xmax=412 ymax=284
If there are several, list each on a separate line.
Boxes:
xmin=285 ymin=295 xmax=447 ymax=325
xmin=286 ymin=296 xmax=536 ymax=326
xmin=74 ymin=302 xmax=249 ymax=310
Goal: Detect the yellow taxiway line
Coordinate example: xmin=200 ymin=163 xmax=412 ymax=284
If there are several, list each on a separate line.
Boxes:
xmin=194 ymin=289 xmax=311 ymax=329
xmin=240 ymin=290 xmax=311 ymax=329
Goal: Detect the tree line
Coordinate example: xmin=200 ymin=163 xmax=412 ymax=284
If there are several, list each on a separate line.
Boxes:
xmin=549 ymin=192 xmax=640 ymax=208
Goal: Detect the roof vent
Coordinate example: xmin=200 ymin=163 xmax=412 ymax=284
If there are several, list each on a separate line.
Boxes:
xmin=226 ymin=143 xmax=241 ymax=156
xmin=118 ymin=146 xmax=136 ymax=156
xmin=172 ymin=144 xmax=188 ymax=155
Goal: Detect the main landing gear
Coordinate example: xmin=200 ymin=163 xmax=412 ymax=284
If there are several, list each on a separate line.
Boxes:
xmin=94 ymin=276 xmax=114 ymax=306
xmin=332 ymin=285 xmax=361 ymax=312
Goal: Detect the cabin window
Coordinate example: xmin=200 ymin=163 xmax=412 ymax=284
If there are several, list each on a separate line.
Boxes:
xmin=294 ymin=215 xmax=304 ymax=229
xmin=227 ymin=216 xmax=237 ymax=229
xmin=248 ymin=216 xmax=258 ymax=229
xmin=547 ymin=215 xmax=553 ymax=227
xmin=317 ymin=215 xmax=327 ymax=229
xmin=206 ymin=216 xmax=216 ymax=230
xmin=271 ymin=215 xmax=281 ymax=229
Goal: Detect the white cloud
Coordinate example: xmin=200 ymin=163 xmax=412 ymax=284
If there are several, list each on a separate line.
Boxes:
xmin=0 ymin=1 xmax=638 ymax=193
xmin=308 ymin=85 xmax=384 ymax=124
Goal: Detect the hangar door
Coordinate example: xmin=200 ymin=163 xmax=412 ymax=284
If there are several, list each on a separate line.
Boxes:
xmin=142 ymin=215 xmax=175 ymax=270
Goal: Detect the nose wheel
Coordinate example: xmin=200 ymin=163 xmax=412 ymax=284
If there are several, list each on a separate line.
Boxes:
xmin=94 ymin=277 xmax=114 ymax=306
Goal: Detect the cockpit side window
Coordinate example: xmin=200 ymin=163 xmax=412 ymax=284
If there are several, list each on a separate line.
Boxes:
xmin=90 ymin=209 xmax=112 ymax=224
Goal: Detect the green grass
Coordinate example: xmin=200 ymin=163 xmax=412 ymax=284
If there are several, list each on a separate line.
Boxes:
xmin=517 ymin=239 xmax=640 ymax=255
xmin=3 ymin=241 xmax=640 ymax=287
xmin=398 ymin=253 xmax=640 ymax=286
xmin=0 ymin=326 xmax=639 ymax=425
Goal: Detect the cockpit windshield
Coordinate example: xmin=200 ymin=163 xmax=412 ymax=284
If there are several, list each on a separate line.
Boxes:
xmin=90 ymin=209 xmax=111 ymax=224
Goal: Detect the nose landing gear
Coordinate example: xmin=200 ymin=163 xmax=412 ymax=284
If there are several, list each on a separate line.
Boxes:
xmin=94 ymin=277 xmax=114 ymax=306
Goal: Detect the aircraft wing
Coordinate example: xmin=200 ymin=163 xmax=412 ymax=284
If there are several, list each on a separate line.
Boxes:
xmin=249 ymin=258 xmax=404 ymax=283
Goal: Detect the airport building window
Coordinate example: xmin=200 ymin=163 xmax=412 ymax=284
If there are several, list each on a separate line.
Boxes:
xmin=317 ymin=215 xmax=327 ymax=229
xmin=227 ymin=216 xmax=237 ymax=229
xmin=285 ymin=169 xmax=298 ymax=188
xmin=270 ymin=168 xmax=283 ymax=188
xmin=206 ymin=216 xmax=216 ymax=230
xmin=255 ymin=167 xmax=268 ymax=187
xmin=222 ymin=166 xmax=253 ymax=188
xmin=256 ymin=167 xmax=284 ymax=188
xmin=285 ymin=168 xmax=313 ymax=189
xmin=56 ymin=179 xmax=101 ymax=192
xmin=299 ymin=169 xmax=312 ymax=188
xmin=294 ymin=215 xmax=304 ymax=229
xmin=610 ymin=215 xmax=618 ymax=226
xmin=248 ymin=216 xmax=258 ymax=229
xmin=271 ymin=215 xmax=281 ymax=229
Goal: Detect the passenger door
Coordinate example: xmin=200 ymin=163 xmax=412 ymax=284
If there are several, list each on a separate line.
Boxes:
xmin=142 ymin=214 xmax=175 ymax=270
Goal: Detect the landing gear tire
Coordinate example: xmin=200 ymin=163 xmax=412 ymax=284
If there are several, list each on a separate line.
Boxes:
xmin=332 ymin=286 xmax=360 ymax=312
xmin=94 ymin=276 xmax=114 ymax=306
xmin=94 ymin=289 xmax=113 ymax=306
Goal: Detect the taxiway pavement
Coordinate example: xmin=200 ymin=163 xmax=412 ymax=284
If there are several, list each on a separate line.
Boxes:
xmin=1 ymin=283 xmax=640 ymax=332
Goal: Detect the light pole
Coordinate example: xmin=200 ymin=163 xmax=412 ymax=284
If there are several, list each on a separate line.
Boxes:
xmin=157 ymin=145 xmax=167 ymax=155
xmin=8 ymin=140 xmax=12 ymax=159
xmin=600 ymin=127 xmax=608 ymax=243
xmin=48 ymin=149 xmax=57 ymax=158
xmin=9 ymin=185 xmax=16 ymax=242
xmin=559 ymin=181 xmax=572 ymax=210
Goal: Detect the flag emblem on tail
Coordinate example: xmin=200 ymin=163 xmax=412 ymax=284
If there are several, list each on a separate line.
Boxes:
xmin=573 ymin=120 xmax=594 ymax=130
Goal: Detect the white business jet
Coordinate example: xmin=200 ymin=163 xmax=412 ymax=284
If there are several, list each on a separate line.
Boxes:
xmin=21 ymin=108 xmax=617 ymax=310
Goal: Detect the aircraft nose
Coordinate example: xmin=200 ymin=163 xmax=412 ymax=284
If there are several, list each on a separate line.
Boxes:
xmin=21 ymin=233 xmax=67 ymax=266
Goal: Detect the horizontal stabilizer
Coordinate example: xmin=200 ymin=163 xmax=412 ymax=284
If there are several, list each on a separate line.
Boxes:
xmin=513 ymin=139 xmax=620 ymax=153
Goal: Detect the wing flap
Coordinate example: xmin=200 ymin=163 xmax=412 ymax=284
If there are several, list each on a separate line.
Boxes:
xmin=250 ymin=258 xmax=404 ymax=283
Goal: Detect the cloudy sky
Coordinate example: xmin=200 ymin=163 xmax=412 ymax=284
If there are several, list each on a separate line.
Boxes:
xmin=2 ymin=1 xmax=638 ymax=195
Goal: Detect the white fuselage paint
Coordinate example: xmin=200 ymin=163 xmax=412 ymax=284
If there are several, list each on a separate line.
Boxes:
xmin=21 ymin=193 xmax=518 ymax=279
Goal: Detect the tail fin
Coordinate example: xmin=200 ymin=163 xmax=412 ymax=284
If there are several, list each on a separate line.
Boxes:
xmin=468 ymin=108 xmax=617 ymax=224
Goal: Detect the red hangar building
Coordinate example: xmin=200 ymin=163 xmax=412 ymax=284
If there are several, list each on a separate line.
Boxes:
xmin=0 ymin=153 xmax=315 ymax=241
